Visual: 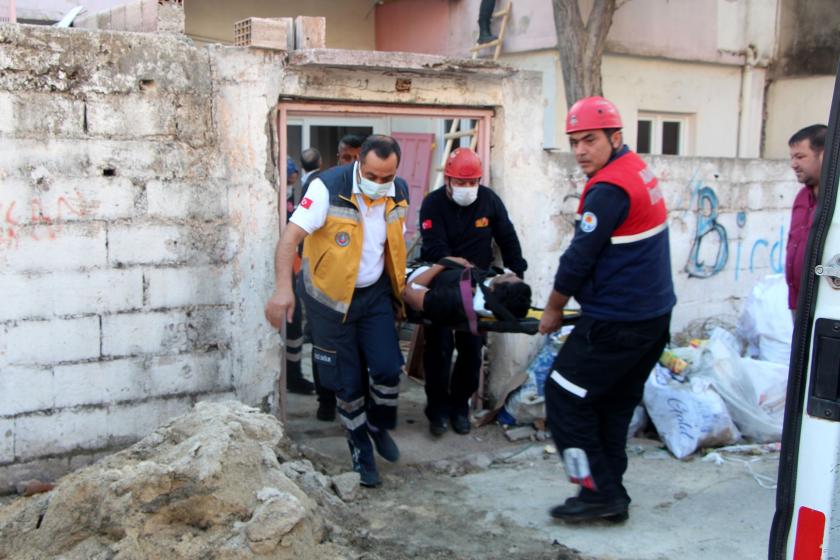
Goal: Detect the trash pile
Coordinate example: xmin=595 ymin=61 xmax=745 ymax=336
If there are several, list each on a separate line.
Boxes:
xmin=0 ymin=401 xmax=364 ymax=560
xmin=501 ymin=275 xmax=792 ymax=460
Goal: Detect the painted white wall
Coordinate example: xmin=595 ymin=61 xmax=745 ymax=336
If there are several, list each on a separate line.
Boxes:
xmin=500 ymin=50 xmax=563 ymax=150
xmin=503 ymin=50 xmax=755 ymax=157
xmin=764 ymin=76 xmax=835 ymax=159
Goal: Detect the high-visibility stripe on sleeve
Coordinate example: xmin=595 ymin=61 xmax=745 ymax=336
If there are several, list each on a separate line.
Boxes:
xmin=611 ymin=222 xmax=667 ymax=245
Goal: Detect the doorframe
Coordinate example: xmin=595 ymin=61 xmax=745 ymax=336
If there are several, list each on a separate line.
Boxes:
xmin=272 ymin=100 xmax=493 ymax=419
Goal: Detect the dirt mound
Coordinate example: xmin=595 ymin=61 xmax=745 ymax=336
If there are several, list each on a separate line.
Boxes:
xmin=0 ymin=401 xmax=357 ymax=560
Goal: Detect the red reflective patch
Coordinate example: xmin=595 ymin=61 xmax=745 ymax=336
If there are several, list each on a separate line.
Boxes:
xmin=422 ymin=219 xmax=433 ymax=230
xmin=794 ymin=506 xmax=825 ymax=560
xmin=300 ymin=197 xmax=313 ymax=209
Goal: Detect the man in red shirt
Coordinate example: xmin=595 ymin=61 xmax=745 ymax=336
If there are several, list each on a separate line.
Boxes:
xmin=786 ymin=124 xmax=826 ymax=318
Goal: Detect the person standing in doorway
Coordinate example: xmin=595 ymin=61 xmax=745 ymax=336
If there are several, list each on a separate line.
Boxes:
xmin=419 ymin=147 xmax=527 ymax=436
xmin=786 ymin=124 xmax=826 ymax=320
xmin=301 ymin=133 xmax=366 ymax=422
xmin=540 ymin=96 xmax=675 ymax=523
xmin=266 ymin=135 xmax=409 ymax=488
xmin=336 ymin=133 xmax=365 ymax=166
xmin=284 ymin=157 xmax=314 ymax=395
xmin=300 ymin=147 xmax=322 ymax=186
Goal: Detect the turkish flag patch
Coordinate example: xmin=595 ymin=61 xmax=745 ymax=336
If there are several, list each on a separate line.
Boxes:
xmin=299 ymin=197 xmax=313 ymax=209
xmin=422 ymin=219 xmax=433 ymax=230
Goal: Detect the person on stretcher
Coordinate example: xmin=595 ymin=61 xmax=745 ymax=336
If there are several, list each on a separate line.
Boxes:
xmin=402 ymin=257 xmax=532 ymax=326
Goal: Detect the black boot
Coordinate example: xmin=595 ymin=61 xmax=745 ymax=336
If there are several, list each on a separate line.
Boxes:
xmin=287 ymin=373 xmax=315 ymax=395
xmin=348 ymin=431 xmax=381 ymax=488
xmin=477 ymin=0 xmax=497 ymax=44
xmin=368 ymin=424 xmax=400 ymax=463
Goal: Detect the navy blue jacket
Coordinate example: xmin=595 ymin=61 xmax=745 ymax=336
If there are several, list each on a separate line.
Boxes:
xmin=419 ymin=185 xmax=527 ymax=276
xmin=554 ymin=148 xmax=676 ymax=321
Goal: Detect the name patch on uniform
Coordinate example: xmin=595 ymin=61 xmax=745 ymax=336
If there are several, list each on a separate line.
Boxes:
xmin=335 ymin=231 xmax=350 ymax=247
xmin=475 ymin=217 xmax=490 ymax=228
xmin=312 ymin=347 xmax=337 ymax=366
xmin=647 ymin=184 xmax=664 ymax=206
xmin=580 ymin=212 xmax=598 ymax=233
xmin=638 ymin=166 xmax=656 ymax=185
xmin=300 ymin=197 xmax=313 ymax=209
xmin=422 ymin=219 xmax=433 ymax=230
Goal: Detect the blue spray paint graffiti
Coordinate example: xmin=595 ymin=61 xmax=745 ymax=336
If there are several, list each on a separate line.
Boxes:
xmin=685 ymin=182 xmax=785 ymax=281
xmin=686 ymin=186 xmax=729 ymax=278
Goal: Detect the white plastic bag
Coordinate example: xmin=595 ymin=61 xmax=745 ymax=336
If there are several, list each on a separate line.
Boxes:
xmin=697 ymin=330 xmax=787 ymax=442
xmin=627 ymin=405 xmax=648 ymax=439
xmin=737 ymin=274 xmax=793 ymax=365
xmin=643 ymin=365 xmax=741 ymax=459
xmin=504 ymin=326 xmax=572 ymax=425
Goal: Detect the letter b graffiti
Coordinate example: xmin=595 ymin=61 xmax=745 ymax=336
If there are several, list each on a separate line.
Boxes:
xmin=686 ymin=186 xmax=728 ymax=278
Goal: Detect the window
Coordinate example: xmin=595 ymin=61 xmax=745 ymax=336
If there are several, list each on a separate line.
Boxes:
xmin=636 ymin=113 xmax=692 ymax=156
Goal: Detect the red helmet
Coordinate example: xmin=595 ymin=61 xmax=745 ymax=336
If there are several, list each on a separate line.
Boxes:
xmin=565 ymin=96 xmax=623 ymax=133
xmin=444 ymin=148 xmax=482 ymax=179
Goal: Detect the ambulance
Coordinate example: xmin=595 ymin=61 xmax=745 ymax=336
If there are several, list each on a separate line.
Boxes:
xmin=769 ymin=65 xmax=840 ymax=559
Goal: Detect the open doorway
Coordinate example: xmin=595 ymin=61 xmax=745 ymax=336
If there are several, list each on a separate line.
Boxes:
xmin=278 ymin=101 xmax=493 ymax=246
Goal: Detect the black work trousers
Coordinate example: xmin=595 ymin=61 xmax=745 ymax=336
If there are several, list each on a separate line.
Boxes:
xmin=423 ymin=325 xmax=484 ymax=420
xmin=545 ymin=313 xmax=670 ymax=503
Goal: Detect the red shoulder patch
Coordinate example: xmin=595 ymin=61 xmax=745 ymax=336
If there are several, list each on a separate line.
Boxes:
xmin=299 ymin=197 xmax=313 ymax=209
xmin=422 ymin=219 xmax=433 ymax=230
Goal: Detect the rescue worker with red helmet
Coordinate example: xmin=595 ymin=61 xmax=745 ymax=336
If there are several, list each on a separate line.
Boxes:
xmin=540 ymin=97 xmax=676 ymax=522
xmin=419 ymin=147 xmax=527 ymax=436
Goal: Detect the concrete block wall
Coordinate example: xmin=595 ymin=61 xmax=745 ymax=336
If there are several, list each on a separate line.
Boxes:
xmin=0 ymin=24 xmax=264 ymax=492
xmin=74 ymin=0 xmax=185 ymax=34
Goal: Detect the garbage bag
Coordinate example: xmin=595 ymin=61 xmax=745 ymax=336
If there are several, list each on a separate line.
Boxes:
xmin=696 ymin=329 xmax=787 ymax=442
xmin=627 ymin=405 xmax=648 ymax=439
xmin=504 ymin=327 xmax=571 ymax=425
xmin=737 ymin=274 xmax=793 ymax=365
xmin=643 ymin=365 xmax=741 ymax=459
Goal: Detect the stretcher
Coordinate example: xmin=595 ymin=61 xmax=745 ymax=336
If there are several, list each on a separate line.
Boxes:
xmin=404 ymin=260 xmax=581 ymax=335
xmin=405 ymin=307 xmax=581 ymax=335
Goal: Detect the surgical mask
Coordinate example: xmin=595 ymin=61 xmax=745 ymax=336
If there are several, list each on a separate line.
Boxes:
xmin=358 ymin=172 xmax=393 ymax=199
xmin=451 ymin=186 xmax=479 ymax=206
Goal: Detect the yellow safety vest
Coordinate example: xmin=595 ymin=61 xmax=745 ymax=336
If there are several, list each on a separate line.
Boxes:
xmin=301 ymin=165 xmax=408 ymax=318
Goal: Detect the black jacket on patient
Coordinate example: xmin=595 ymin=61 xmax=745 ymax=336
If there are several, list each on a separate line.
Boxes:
xmin=420 ymin=268 xmax=532 ymax=326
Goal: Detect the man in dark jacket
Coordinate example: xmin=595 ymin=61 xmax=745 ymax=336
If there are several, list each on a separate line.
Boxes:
xmin=419 ymin=148 xmax=527 ymax=436
xmin=539 ymin=96 xmax=676 ymax=523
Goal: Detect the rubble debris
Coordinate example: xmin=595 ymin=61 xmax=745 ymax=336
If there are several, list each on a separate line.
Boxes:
xmin=14 ymin=480 xmax=54 ymax=497
xmin=504 ymin=426 xmax=537 ymax=442
xmin=0 ymin=401 xmax=356 ymax=560
xmin=331 ymin=473 xmax=361 ymax=502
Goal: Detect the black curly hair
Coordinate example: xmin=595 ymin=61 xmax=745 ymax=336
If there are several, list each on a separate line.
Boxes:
xmin=492 ymin=282 xmax=532 ymax=319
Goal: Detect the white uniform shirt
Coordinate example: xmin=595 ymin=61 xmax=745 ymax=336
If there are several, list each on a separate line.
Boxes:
xmin=290 ymin=162 xmax=395 ymax=288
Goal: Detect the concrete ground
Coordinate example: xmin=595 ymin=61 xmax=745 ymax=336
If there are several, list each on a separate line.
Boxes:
xmin=285 ymin=354 xmax=778 ymax=560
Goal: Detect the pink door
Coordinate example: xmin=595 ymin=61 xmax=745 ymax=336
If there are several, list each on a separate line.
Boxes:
xmin=392 ymin=132 xmax=435 ymax=242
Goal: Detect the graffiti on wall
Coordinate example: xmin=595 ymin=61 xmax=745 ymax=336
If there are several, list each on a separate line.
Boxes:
xmin=684 ymin=178 xmax=784 ymax=280
xmin=0 ymin=191 xmax=90 ymax=249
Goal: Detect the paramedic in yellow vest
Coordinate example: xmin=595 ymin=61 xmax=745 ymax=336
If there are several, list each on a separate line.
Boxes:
xmin=265 ymin=135 xmax=408 ymax=488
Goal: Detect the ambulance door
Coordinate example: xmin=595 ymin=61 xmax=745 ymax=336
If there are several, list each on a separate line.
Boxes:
xmin=769 ymin=63 xmax=840 ymax=560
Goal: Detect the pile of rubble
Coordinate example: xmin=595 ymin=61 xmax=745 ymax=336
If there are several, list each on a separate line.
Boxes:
xmin=0 ymin=401 xmax=364 ymax=560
